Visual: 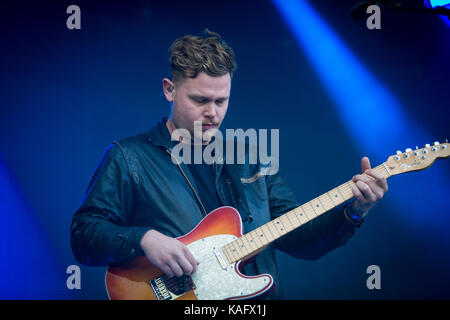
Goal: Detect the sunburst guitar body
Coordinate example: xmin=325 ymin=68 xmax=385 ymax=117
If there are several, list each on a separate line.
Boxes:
xmin=105 ymin=206 xmax=273 ymax=300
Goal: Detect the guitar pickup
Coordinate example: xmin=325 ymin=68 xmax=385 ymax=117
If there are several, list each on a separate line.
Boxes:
xmin=214 ymin=248 xmax=229 ymax=270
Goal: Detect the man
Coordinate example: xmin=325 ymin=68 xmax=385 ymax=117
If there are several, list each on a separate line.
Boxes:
xmin=71 ymin=29 xmax=388 ymax=299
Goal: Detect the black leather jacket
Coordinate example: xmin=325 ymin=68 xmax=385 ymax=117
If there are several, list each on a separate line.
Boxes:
xmin=71 ymin=118 xmax=361 ymax=299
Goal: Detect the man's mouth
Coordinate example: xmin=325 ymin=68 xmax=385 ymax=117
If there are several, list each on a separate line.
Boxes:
xmin=202 ymin=123 xmax=217 ymax=130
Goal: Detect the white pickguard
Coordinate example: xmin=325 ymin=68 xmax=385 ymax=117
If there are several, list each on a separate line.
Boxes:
xmin=187 ymin=234 xmax=273 ymax=300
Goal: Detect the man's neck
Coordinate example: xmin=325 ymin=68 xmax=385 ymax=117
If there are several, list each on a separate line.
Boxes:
xmin=165 ymin=118 xmax=210 ymax=146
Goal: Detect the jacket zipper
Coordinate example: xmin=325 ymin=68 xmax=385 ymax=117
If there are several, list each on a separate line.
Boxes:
xmin=165 ymin=149 xmax=208 ymax=217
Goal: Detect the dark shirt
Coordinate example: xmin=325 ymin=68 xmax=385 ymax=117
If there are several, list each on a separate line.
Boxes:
xmin=186 ymin=144 xmax=224 ymax=214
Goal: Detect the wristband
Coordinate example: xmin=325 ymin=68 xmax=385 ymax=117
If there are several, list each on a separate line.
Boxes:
xmin=344 ymin=203 xmax=365 ymax=223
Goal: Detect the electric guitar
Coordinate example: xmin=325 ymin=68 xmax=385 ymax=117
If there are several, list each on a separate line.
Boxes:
xmin=105 ymin=142 xmax=449 ymax=300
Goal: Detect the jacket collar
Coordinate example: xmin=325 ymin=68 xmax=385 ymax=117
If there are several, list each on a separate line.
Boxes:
xmin=145 ymin=117 xmax=227 ymax=168
xmin=145 ymin=117 xmax=176 ymax=150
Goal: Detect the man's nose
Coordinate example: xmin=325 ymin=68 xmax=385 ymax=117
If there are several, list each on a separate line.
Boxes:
xmin=203 ymin=102 xmax=217 ymax=117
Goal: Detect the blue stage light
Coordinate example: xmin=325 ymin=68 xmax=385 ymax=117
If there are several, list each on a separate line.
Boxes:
xmin=426 ymin=0 xmax=450 ymax=26
xmin=271 ymin=0 xmax=450 ymax=240
xmin=428 ymin=0 xmax=450 ymax=7
xmin=0 ymin=156 xmax=67 ymax=298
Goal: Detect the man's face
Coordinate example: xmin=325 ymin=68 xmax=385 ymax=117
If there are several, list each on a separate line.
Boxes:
xmin=165 ymin=72 xmax=231 ymax=144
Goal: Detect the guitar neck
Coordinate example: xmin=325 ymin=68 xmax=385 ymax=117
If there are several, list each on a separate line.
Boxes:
xmin=222 ymin=163 xmax=392 ymax=264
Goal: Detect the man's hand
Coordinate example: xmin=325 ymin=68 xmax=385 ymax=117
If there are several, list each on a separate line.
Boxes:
xmin=140 ymin=229 xmax=199 ymax=278
xmin=350 ymin=157 xmax=388 ymax=217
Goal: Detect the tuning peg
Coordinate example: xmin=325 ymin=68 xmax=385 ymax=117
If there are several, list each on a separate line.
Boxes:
xmin=425 ymin=144 xmax=430 ymax=148
xmin=396 ymin=150 xmax=402 ymax=155
xmin=445 ymin=139 xmax=448 ymax=143
xmin=405 ymin=148 xmax=412 ymax=152
xmin=434 ymin=141 xmax=440 ymax=146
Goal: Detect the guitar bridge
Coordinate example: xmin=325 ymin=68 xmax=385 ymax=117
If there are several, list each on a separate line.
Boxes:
xmin=150 ymin=274 xmax=195 ymax=300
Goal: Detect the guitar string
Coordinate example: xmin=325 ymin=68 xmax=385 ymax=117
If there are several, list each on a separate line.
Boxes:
xmin=156 ymin=164 xmax=391 ymax=282
xmin=221 ymin=164 xmax=390 ymax=263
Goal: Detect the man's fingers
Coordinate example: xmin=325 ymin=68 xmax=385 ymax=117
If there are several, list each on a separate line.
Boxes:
xmin=160 ymin=264 xmax=174 ymax=278
xmin=361 ymin=156 xmax=371 ymax=173
xmin=355 ymin=180 xmax=377 ymax=203
xmin=183 ymin=247 xmax=200 ymax=273
xmin=353 ymin=173 xmax=385 ymax=201
xmin=167 ymin=259 xmax=184 ymax=278
xmin=176 ymin=256 xmax=194 ymax=275
xmin=351 ymin=184 xmax=366 ymax=203
xmin=365 ymin=169 xmax=388 ymax=192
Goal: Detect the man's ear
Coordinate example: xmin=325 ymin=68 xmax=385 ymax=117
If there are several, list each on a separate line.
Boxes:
xmin=162 ymin=78 xmax=175 ymax=102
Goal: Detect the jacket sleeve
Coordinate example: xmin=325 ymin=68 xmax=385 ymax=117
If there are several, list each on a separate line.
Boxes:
xmin=70 ymin=143 xmax=150 ymax=266
xmin=266 ymin=170 xmax=362 ymax=260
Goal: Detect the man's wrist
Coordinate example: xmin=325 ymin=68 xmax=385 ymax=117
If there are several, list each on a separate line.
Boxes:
xmin=344 ymin=203 xmax=365 ymax=224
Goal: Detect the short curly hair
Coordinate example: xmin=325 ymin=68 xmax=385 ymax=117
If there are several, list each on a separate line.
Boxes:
xmin=168 ymin=28 xmax=237 ymax=85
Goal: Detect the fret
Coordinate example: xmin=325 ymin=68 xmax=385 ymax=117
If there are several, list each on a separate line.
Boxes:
xmin=273 ymin=218 xmax=287 ymax=235
xmin=280 ymin=214 xmax=295 ymax=232
xmin=225 ymin=243 xmax=238 ymax=261
xmin=241 ymin=233 xmax=256 ymax=252
xmin=343 ymin=182 xmax=354 ymax=199
xmin=261 ymin=224 xmax=275 ymax=242
xmin=267 ymin=220 xmax=281 ymax=238
xmin=222 ymin=245 xmax=233 ymax=263
xmin=236 ymin=238 xmax=247 ymax=258
xmin=286 ymin=211 xmax=301 ymax=229
xmin=296 ymin=207 xmax=309 ymax=224
xmin=336 ymin=185 xmax=348 ymax=202
xmin=318 ymin=194 xmax=333 ymax=211
xmin=250 ymin=230 xmax=263 ymax=249
xmin=254 ymin=228 xmax=269 ymax=246
xmin=230 ymin=241 xmax=242 ymax=259
xmin=235 ymin=237 xmax=249 ymax=256
xmin=291 ymin=208 xmax=303 ymax=226
xmin=326 ymin=191 xmax=338 ymax=206
xmin=309 ymin=198 xmax=325 ymax=215
xmin=308 ymin=201 xmax=319 ymax=218
xmin=248 ymin=230 xmax=263 ymax=250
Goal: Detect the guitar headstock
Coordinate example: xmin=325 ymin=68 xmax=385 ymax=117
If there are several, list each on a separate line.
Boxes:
xmin=384 ymin=141 xmax=449 ymax=176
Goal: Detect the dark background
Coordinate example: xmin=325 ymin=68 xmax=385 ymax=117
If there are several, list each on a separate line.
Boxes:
xmin=0 ymin=0 xmax=449 ymax=299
